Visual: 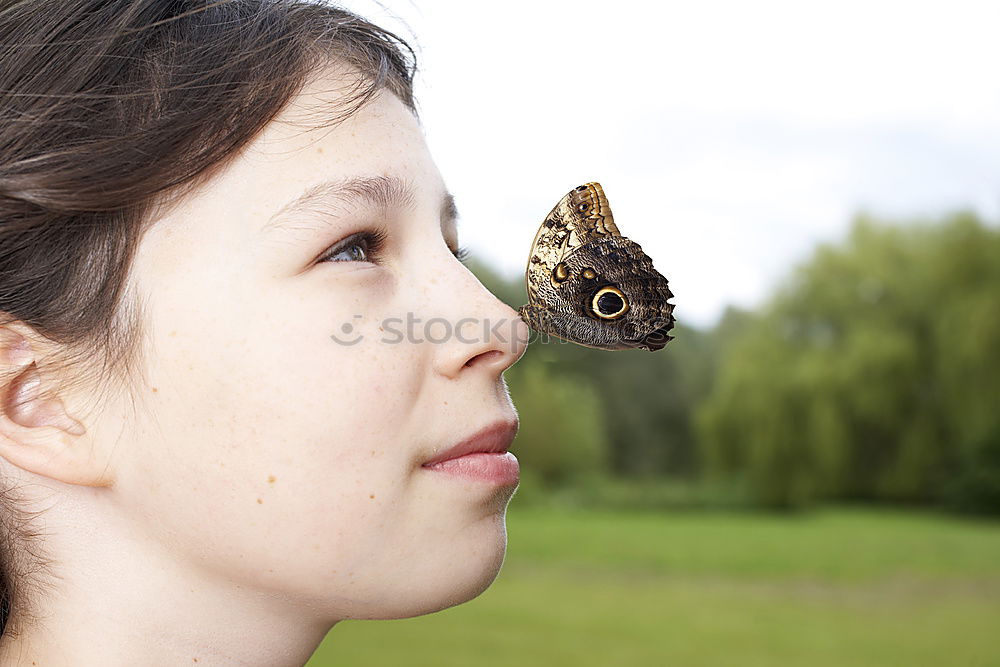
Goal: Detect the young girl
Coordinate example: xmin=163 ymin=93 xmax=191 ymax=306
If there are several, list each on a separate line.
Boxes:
xmin=0 ymin=1 xmax=527 ymax=664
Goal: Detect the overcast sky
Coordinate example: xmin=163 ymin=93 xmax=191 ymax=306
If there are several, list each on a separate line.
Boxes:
xmin=334 ymin=0 xmax=1000 ymax=328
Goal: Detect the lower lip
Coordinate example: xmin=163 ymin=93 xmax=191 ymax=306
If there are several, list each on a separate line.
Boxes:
xmin=422 ymin=452 xmax=520 ymax=486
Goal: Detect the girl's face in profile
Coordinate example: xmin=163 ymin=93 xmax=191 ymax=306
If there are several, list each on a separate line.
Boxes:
xmin=111 ymin=70 xmax=528 ymax=621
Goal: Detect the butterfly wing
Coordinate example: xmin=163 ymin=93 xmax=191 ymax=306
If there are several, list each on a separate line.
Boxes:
xmin=519 ymin=182 xmax=675 ymax=351
xmin=524 ymin=236 xmax=675 ymax=350
xmin=523 ymin=182 xmax=620 ymax=304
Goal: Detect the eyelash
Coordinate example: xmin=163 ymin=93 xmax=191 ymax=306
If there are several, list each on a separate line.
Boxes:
xmin=318 ymin=229 xmax=388 ymax=264
xmin=317 ymin=229 xmax=471 ymax=265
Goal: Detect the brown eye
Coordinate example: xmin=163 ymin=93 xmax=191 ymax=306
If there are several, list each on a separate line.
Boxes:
xmin=591 ymin=286 xmax=629 ymax=319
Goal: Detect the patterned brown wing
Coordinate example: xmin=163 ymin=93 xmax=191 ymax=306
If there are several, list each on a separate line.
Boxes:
xmin=518 ymin=182 xmax=675 ymax=352
xmin=523 ymin=182 xmax=620 ymax=304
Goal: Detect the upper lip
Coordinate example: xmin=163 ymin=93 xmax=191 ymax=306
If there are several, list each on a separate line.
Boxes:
xmin=422 ymin=418 xmax=519 ymax=466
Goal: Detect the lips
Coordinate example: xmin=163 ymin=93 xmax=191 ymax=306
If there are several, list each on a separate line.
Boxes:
xmin=422 ymin=419 xmax=519 ymax=466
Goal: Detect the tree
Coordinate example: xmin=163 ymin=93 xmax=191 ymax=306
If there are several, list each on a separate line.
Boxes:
xmin=697 ymin=212 xmax=1000 ymax=511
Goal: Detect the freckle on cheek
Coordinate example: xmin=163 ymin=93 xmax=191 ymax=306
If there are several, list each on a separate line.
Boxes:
xmin=369 ymin=494 xmax=375 ymax=499
xmin=257 ymin=498 xmax=263 ymax=504
xmin=268 ymin=475 xmax=276 ymax=484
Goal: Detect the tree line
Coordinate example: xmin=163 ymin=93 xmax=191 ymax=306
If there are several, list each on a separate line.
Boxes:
xmin=473 ymin=210 xmax=1000 ymax=514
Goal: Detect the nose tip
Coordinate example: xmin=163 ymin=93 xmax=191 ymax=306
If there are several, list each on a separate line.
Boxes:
xmin=490 ymin=298 xmax=530 ymax=358
xmin=433 ymin=280 xmax=530 ymax=379
xmin=506 ymin=309 xmax=530 ymax=362
xmin=463 ymin=304 xmax=529 ymax=372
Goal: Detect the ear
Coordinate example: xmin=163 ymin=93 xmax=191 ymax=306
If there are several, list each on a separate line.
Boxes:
xmin=0 ymin=324 xmax=111 ymax=487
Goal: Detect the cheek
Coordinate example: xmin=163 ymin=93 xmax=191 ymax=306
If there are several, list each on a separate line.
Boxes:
xmin=118 ymin=288 xmax=427 ymax=593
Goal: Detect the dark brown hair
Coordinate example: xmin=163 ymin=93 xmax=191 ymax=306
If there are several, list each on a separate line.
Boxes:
xmin=0 ymin=0 xmax=415 ymax=638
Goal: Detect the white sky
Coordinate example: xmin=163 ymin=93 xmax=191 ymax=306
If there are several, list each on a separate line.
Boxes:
xmin=334 ymin=0 xmax=1000 ymax=328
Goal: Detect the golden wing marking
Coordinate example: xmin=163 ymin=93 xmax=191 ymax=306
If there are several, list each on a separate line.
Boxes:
xmin=575 ymin=182 xmax=620 ymax=237
xmin=523 ymin=182 xmax=621 ymax=300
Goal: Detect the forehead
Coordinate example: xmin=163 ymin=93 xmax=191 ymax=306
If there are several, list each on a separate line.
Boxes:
xmin=247 ymin=81 xmax=425 ymax=171
xmin=138 ymin=84 xmax=442 ymax=271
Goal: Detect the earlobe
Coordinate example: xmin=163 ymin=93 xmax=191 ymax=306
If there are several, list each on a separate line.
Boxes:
xmin=0 ymin=326 xmax=109 ymax=488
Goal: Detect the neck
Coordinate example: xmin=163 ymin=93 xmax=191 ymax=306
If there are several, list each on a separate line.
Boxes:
xmin=0 ymin=476 xmax=335 ymax=666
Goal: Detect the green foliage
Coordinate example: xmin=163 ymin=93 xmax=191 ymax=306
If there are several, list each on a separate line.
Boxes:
xmin=697 ymin=212 xmax=1000 ymax=511
xmin=513 ymin=475 xmax=750 ymax=512
xmin=944 ymin=426 xmax=1000 ymax=515
xmin=504 ymin=360 xmax=607 ymax=488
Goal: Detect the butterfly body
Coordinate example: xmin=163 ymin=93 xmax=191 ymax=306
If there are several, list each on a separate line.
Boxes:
xmin=517 ymin=183 xmax=675 ymax=351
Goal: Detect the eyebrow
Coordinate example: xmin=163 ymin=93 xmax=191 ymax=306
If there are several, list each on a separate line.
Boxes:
xmin=261 ymin=175 xmax=458 ymax=235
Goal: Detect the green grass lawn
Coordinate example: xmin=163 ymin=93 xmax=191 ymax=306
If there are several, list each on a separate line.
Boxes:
xmin=307 ymin=506 xmax=1000 ymax=666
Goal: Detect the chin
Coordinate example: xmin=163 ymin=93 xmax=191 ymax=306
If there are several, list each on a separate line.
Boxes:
xmin=352 ymin=513 xmax=510 ymax=621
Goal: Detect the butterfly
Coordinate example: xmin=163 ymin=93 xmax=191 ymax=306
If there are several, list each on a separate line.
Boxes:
xmin=516 ymin=182 xmax=675 ymax=351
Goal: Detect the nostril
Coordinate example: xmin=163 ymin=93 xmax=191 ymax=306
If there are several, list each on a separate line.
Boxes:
xmin=465 ymin=349 xmax=503 ymax=368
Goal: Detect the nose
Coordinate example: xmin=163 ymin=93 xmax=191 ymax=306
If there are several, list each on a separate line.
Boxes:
xmin=429 ymin=261 xmax=529 ymax=380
